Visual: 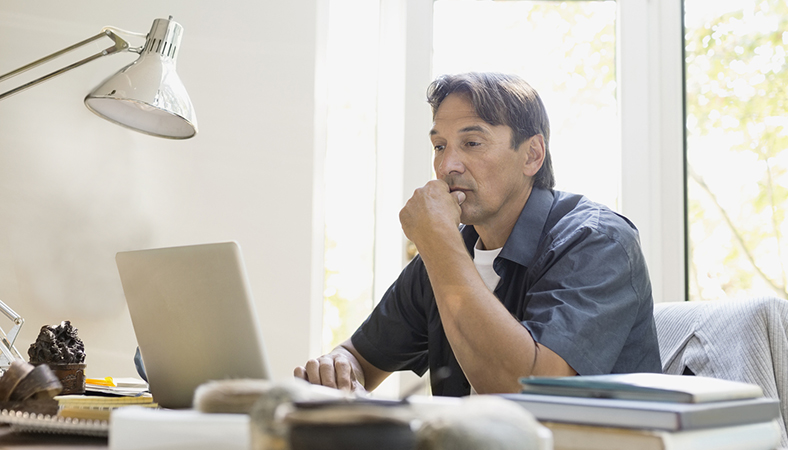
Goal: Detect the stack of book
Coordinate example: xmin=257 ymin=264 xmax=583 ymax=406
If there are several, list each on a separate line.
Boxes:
xmin=56 ymin=393 xmax=158 ymax=421
xmin=501 ymin=373 xmax=782 ymax=450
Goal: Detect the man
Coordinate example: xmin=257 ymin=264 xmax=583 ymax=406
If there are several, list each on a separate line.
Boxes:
xmin=295 ymin=72 xmax=661 ymax=396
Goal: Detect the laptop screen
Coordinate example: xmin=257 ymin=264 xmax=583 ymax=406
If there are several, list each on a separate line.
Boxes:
xmin=116 ymin=241 xmax=271 ymax=409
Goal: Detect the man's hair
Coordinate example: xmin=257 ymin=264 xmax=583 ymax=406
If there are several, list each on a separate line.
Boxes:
xmin=426 ymin=72 xmax=555 ymax=190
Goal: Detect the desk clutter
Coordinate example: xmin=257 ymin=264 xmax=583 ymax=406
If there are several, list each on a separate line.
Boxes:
xmin=240 ymin=380 xmax=550 ymax=450
xmin=0 ymin=362 xmax=153 ymax=437
xmin=0 ymin=321 xmax=88 ymax=428
xmin=0 ymin=320 xmax=156 ymax=438
xmin=107 ymin=378 xmax=552 ymax=450
xmin=0 ymin=370 xmax=554 ymax=449
xmin=0 ymin=320 xmax=88 ymax=413
xmin=0 ymin=368 xmax=783 ymax=450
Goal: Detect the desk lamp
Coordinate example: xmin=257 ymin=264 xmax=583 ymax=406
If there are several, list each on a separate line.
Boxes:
xmin=0 ymin=16 xmax=198 ymax=139
xmin=0 ymin=16 xmax=197 ymax=371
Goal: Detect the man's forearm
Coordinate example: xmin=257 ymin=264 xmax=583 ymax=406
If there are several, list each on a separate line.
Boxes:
xmin=420 ymin=242 xmax=536 ymax=392
xmin=338 ymin=339 xmax=392 ymax=392
xmin=418 ymin=234 xmax=574 ymax=393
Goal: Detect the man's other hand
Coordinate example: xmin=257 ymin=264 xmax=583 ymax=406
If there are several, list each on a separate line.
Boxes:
xmin=294 ymin=347 xmax=366 ymax=392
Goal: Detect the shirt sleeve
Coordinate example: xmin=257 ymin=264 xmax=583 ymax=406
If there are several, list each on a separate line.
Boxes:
xmin=351 ymin=255 xmax=432 ymax=375
xmin=520 ymin=211 xmax=652 ymax=375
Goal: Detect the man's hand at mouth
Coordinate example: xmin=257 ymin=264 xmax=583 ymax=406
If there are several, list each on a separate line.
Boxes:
xmin=400 ymin=179 xmax=465 ymax=251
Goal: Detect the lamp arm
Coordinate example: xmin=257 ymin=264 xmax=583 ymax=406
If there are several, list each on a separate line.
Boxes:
xmin=0 ymin=300 xmax=23 ymax=370
xmin=0 ymin=29 xmax=130 ymax=101
xmin=0 ymin=299 xmax=21 ymax=324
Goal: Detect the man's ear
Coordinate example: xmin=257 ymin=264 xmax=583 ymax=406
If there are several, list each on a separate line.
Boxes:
xmin=522 ymin=135 xmax=545 ymax=177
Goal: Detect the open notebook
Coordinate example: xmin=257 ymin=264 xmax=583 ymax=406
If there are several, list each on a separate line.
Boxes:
xmin=116 ymin=241 xmax=272 ymax=409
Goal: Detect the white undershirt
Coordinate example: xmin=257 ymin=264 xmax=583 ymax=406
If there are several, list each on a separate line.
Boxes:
xmin=469 ymin=238 xmax=502 ymax=395
xmin=473 ymin=237 xmax=503 ymax=292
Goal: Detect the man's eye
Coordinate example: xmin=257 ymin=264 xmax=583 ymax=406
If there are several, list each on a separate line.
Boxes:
xmin=434 ymin=145 xmax=445 ymax=152
xmin=466 ymin=141 xmax=481 ymax=147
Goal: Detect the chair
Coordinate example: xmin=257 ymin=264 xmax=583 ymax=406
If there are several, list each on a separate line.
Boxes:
xmin=654 ymin=296 xmax=788 ymax=448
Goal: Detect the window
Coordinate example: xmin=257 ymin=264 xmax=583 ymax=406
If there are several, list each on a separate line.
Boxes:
xmin=320 ymin=0 xmax=691 ymax=361
xmin=685 ymin=0 xmax=788 ymax=301
xmin=322 ymin=0 xmax=638 ymax=355
xmin=433 ymin=0 xmax=620 ymax=209
xmin=322 ymin=0 xmax=380 ymax=352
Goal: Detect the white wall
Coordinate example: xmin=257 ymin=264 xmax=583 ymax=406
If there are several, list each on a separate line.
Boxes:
xmin=0 ymin=1 xmax=325 ymax=380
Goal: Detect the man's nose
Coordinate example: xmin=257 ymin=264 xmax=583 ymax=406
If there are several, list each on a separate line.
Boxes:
xmin=436 ymin=145 xmax=464 ymax=177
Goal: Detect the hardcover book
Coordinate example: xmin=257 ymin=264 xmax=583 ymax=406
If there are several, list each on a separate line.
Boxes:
xmin=542 ymin=419 xmax=782 ymax=450
xmin=519 ymin=373 xmax=763 ymax=403
xmin=499 ymin=393 xmax=779 ymax=431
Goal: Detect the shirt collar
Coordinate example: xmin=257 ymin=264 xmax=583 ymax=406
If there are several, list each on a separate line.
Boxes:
xmin=460 ymin=187 xmax=554 ymax=267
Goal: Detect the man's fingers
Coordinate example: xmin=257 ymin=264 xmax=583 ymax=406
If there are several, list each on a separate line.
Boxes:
xmin=334 ymin=355 xmax=353 ymax=391
xmin=318 ymin=356 xmax=338 ymax=388
xmin=295 ymin=350 xmax=365 ymax=391
xmin=304 ymin=358 xmax=322 ymax=385
xmin=451 ymin=190 xmax=466 ymax=205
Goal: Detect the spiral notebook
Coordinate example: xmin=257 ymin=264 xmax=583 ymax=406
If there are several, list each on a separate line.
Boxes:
xmin=0 ymin=408 xmax=108 ymax=437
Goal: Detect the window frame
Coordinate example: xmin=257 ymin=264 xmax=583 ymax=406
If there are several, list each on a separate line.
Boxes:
xmin=617 ymin=0 xmax=686 ymax=303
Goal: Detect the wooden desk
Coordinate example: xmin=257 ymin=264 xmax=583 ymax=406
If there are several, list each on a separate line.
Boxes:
xmin=0 ymin=425 xmax=106 ymax=449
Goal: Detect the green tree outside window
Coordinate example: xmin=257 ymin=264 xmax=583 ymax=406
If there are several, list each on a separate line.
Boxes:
xmin=686 ymin=0 xmax=788 ymax=300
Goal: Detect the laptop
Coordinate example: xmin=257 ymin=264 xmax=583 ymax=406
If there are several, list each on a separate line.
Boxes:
xmin=116 ymin=241 xmax=272 ymax=409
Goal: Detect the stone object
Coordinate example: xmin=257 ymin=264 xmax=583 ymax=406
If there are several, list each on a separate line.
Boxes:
xmin=28 ymin=321 xmax=87 ymax=394
xmin=28 ymin=321 xmax=86 ymax=364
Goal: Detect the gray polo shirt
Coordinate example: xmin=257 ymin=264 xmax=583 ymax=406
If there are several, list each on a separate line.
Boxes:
xmin=352 ymin=188 xmax=662 ymax=396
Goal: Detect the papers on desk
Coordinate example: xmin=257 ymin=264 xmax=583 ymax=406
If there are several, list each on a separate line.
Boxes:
xmin=85 ymin=377 xmax=149 ymax=397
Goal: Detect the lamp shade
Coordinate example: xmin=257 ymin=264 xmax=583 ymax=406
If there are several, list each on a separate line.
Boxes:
xmin=84 ymin=17 xmax=197 ymax=139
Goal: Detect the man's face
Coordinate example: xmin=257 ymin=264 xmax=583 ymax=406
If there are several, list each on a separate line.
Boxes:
xmin=430 ymin=93 xmax=535 ymax=229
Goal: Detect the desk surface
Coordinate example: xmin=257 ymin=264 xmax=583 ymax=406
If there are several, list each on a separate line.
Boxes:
xmin=0 ymin=425 xmax=107 ymax=449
